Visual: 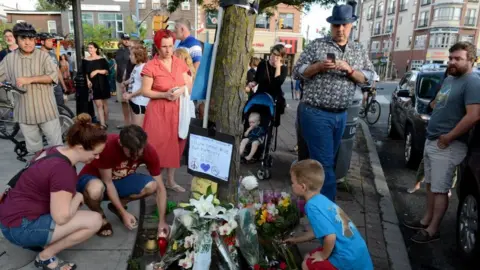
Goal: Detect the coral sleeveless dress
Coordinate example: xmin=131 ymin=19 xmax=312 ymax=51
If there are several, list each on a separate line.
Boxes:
xmin=141 ymin=55 xmax=189 ymax=168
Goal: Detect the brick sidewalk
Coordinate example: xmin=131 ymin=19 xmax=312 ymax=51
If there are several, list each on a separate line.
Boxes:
xmin=141 ymin=100 xmax=395 ymax=269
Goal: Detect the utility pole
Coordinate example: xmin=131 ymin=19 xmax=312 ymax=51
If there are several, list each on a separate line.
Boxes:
xmin=136 ymin=0 xmax=140 ymax=37
xmin=306 ymin=25 xmax=310 ymax=45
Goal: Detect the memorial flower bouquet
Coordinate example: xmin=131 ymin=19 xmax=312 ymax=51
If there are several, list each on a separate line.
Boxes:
xmin=155 ymin=190 xmax=241 ymax=270
xmin=238 ymin=176 xmax=261 ymax=208
xmin=255 ymin=190 xmax=301 ymax=270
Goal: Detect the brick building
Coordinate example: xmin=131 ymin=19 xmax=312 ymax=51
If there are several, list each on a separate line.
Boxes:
xmin=356 ymin=0 xmax=480 ymax=78
xmin=5 ymin=10 xmax=62 ymax=34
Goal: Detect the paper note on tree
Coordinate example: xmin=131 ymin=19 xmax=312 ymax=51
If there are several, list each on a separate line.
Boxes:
xmin=188 ymin=134 xmax=233 ymax=181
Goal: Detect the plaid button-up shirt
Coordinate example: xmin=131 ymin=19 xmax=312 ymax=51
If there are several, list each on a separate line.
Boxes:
xmin=293 ymin=37 xmax=375 ymax=110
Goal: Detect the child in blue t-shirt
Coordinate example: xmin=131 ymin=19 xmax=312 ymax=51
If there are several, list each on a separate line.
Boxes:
xmin=285 ymin=159 xmax=373 ymax=270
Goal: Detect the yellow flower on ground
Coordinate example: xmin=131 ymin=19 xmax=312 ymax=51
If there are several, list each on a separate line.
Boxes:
xmin=172 ymin=240 xmax=178 ymax=251
xmin=280 ymin=198 xmax=290 ymax=208
xmin=258 ymin=209 xmax=268 ymax=225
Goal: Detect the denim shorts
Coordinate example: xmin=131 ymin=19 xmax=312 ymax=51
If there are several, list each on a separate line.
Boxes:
xmin=0 ymin=214 xmax=55 ymax=248
xmin=77 ymin=173 xmax=155 ymax=198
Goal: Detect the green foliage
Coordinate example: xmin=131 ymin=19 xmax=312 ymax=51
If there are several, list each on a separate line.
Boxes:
xmin=166 ymin=0 xmax=338 ymax=13
xmin=124 ymin=16 xmax=137 ymax=37
xmin=0 ymin=23 xmax=14 ymax=49
xmin=82 ymin=24 xmax=115 ymax=48
xmin=43 ymin=0 xmax=72 ymax=10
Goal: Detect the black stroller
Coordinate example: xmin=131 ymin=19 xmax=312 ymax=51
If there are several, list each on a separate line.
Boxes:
xmin=242 ymin=92 xmax=278 ymax=180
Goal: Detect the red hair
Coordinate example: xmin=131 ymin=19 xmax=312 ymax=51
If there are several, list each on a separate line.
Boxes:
xmin=154 ymin=29 xmax=176 ymax=49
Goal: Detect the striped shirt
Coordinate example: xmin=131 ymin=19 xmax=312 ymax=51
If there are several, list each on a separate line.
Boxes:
xmin=0 ymin=49 xmax=58 ymax=124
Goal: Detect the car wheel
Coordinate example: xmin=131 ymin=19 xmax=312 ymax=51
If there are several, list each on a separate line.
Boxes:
xmin=405 ymin=125 xmax=421 ymax=169
xmin=457 ymin=185 xmax=480 ymax=262
xmin=387 ymin=112 xmax=399 ymax=139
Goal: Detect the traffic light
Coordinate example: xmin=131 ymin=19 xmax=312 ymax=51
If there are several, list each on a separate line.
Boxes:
xmin=278 ymin=18 xmax=284 ymax=29
xmin=152 ymin=15 xmax=168 ymax=31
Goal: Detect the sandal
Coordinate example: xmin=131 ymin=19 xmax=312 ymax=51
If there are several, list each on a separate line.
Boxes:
xmin=34 ymin=255 xmax=77 ymax=270
xmin=96 ymin=215 xmax=113 ymax=237
xmin=165 ymin=183 xmax=186 ymax=193
xmin=107 ymin=203 xmax=138 ymax=228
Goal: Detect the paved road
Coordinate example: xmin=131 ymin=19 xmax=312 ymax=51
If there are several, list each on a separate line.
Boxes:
xmin=368 ymin=82 xmax=464 ymax=270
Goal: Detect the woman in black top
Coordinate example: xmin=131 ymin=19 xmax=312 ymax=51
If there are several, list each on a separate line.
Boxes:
xmin=247 ymin=45 xmax=288 ymax=126
xmin=84 ymin=42 xmax=111 ymax=129
xmin=248 ymin=45 xmax=288 ymax=101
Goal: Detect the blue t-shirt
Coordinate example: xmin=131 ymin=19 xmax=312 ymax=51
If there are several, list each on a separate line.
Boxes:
xmin=305 ymin=194 xmax=373 ymax=270
xmin=177 ymin=35 xmax=202 ymax=64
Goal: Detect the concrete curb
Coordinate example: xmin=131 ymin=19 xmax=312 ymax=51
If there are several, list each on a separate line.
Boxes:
xmin=359 ymin=120 xmax=412 ymax=270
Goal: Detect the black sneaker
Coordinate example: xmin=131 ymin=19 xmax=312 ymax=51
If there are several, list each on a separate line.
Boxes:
xmin=403 ymin=220 xmax=429 ymax=230
xmin=411 ymin=229 xmax=440 ymax=244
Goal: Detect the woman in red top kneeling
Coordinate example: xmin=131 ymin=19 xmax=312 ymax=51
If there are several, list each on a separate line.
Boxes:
xmin=141 ymin=29 xmax=193 ymax=193
xmin=0 ymin=113 xmax=107 ymax=270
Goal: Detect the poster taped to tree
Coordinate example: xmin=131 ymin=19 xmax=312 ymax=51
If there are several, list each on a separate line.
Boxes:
xmin=187 ymin=125 xmax=235 ymax=183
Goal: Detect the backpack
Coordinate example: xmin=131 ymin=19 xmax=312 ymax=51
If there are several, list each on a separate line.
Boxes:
xmin=0 ymin=152 xmax=71 ymax=203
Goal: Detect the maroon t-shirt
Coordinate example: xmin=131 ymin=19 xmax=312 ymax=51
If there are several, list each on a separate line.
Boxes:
xmin=0 ymin=147 xmax=76 ymax=227
xmin=79 ymin=134 xmax=161 ymax=180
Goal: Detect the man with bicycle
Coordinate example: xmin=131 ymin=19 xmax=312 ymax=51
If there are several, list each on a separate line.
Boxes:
xmin=361 ymin=72 xmax=380 ymax=108
xmin=293 ymin=5 xmax=375 ymax=202
xmin=0 ymin=22 xmax=62 ymax=155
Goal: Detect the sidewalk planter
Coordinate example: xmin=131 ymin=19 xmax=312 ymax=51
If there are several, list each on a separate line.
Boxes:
xmin=335 ymin=90 xmax=363 ymax=180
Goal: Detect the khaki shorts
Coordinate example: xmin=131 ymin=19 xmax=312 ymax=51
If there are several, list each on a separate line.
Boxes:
xmin=423 ymin=139 xmax=467 ymax=194
xmin=19 ymin=118 xmax=63 ymax=153
xmin=116 ymin=82 xmax=126 ymax=103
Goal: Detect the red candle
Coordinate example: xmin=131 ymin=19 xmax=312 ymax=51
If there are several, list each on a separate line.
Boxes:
xmin=158 ymin=237 xmax=167 ymax=256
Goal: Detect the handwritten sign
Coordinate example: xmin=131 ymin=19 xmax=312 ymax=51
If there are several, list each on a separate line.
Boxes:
xmin=188 ymin=133 xmax=233 ymax=181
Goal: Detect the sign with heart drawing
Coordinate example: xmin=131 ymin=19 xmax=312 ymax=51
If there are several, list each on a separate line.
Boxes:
xmin=187 ymin=124 xmax=235 ymax=183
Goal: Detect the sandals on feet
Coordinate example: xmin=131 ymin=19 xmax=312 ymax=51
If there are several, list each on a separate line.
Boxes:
xmin=97 ymin=215 xmax=113 ymax=237
xmin=35 ymin=255 xmax=77 ymax=270
xmin=165 ymin=183 xmax=186 ymax=193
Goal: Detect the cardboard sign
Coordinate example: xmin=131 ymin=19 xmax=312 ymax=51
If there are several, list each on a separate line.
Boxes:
xmin=187 ymin=124 xmax=235 ymax=184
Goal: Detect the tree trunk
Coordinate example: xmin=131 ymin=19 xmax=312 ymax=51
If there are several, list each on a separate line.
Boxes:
xmin=210 ymin=6 xmax=256 ymax=203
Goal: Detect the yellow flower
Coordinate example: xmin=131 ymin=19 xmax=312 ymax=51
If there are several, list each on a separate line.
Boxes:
xmin=257 ymin=210 xmax=268 ymax=226
xmin=280 ymin=198 xmax=290 ymax=208
xmin=172 ymin=241 xmax=178 ymax=251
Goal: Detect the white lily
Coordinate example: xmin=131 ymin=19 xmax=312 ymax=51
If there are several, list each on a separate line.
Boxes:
xmin=188 ymin=195 xmax=216 ymax=217
xmin=241 ymin=176 xmax=259 ymax=191
xmin=178 ymin=251 xmax=194 ymax=269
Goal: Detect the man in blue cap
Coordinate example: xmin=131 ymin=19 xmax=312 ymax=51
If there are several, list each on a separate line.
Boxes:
xmin=293 ymin=4 xmax=375 ymax=202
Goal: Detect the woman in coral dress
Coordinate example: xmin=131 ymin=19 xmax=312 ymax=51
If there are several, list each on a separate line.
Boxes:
xmin=141 ymin=29 xmax=192 ymax=192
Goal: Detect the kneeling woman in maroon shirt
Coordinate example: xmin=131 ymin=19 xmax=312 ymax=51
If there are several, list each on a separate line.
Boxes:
xmin=0 ymin=113 xmax=107 ymax=270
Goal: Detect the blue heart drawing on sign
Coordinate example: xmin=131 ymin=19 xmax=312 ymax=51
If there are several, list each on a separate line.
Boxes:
xmin=200 ymin=163 xmax=210 ymax=172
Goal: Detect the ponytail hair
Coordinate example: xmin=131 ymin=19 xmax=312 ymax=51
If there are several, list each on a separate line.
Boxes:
xmin=66 ymin=113 xmax=107 ymax=150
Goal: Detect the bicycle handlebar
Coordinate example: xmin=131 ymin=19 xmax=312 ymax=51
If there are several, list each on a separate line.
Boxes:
xmin=0 ymin=81 xmax=27 ymax=94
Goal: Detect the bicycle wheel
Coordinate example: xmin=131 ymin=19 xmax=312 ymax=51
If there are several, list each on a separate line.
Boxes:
xmin=58 ymin=104 xmax=75 ymax=119
xmin=58 ymin=112 xmax=74 ymax=142
xmin=0 ymin=107 xmax=20 ymax=139
xmin=366 ymin=100 xmax=381 ymax=125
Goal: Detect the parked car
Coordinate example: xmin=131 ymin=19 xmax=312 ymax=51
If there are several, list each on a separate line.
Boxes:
xmin=456 ymin=125 xmax=480 ymax=264
xmin=388 ymin=70 xmax=445 ymax=169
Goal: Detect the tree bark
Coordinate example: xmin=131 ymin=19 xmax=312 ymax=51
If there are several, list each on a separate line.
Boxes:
xmin=210 ymin=6 xmax=255 ymax=203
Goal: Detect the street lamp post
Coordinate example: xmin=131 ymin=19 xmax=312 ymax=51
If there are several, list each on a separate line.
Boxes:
xmin=72 ymin=0 xmax=95 ymax=118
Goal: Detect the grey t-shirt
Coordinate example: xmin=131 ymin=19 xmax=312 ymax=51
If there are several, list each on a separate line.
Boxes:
xmin=427 ymin=72 xmax=480 ymax=142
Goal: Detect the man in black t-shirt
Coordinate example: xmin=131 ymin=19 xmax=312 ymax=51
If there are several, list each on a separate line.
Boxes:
xmin=0 ymin=29 xmax=18 ymax=62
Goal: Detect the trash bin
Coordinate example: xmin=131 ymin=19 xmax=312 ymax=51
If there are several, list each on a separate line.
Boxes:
xmin=335 ymin=89 xmax=363 ymax=180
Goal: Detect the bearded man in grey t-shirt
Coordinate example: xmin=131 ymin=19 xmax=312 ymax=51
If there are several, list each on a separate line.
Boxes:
xmin=404 ymin=42 xmax=480 ymax=244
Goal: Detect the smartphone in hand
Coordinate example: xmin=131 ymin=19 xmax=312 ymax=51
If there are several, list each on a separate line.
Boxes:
xmin=326 ymin=53 xmax=336 ymax=64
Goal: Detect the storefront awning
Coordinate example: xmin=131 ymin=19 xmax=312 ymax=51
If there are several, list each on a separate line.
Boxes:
xmin=279 ymin=37 xmax=298 ymax=54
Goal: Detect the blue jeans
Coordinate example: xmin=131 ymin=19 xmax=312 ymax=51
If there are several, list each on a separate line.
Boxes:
xmin=299 ymin=103 xmax=347 ymax=201
xmin=77 ymin=173 xmax=155 ymax=198
xmin=0 ymin=214 xmax=55 ymax=249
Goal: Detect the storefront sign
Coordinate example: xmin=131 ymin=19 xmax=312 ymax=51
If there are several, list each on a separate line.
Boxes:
xmin=206 ymin=11 xmax=218 ymax=29
xmin=426 ymin=50 xmax=448 ymax=60
xmin=279 ymin=37 xmax=298 ymax=54
xmin=252 ymin=42 xmax=264 ymax=47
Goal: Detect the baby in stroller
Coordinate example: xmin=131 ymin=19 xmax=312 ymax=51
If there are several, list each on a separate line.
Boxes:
xmin=240 ymin=112 xmax=266 ymax=162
